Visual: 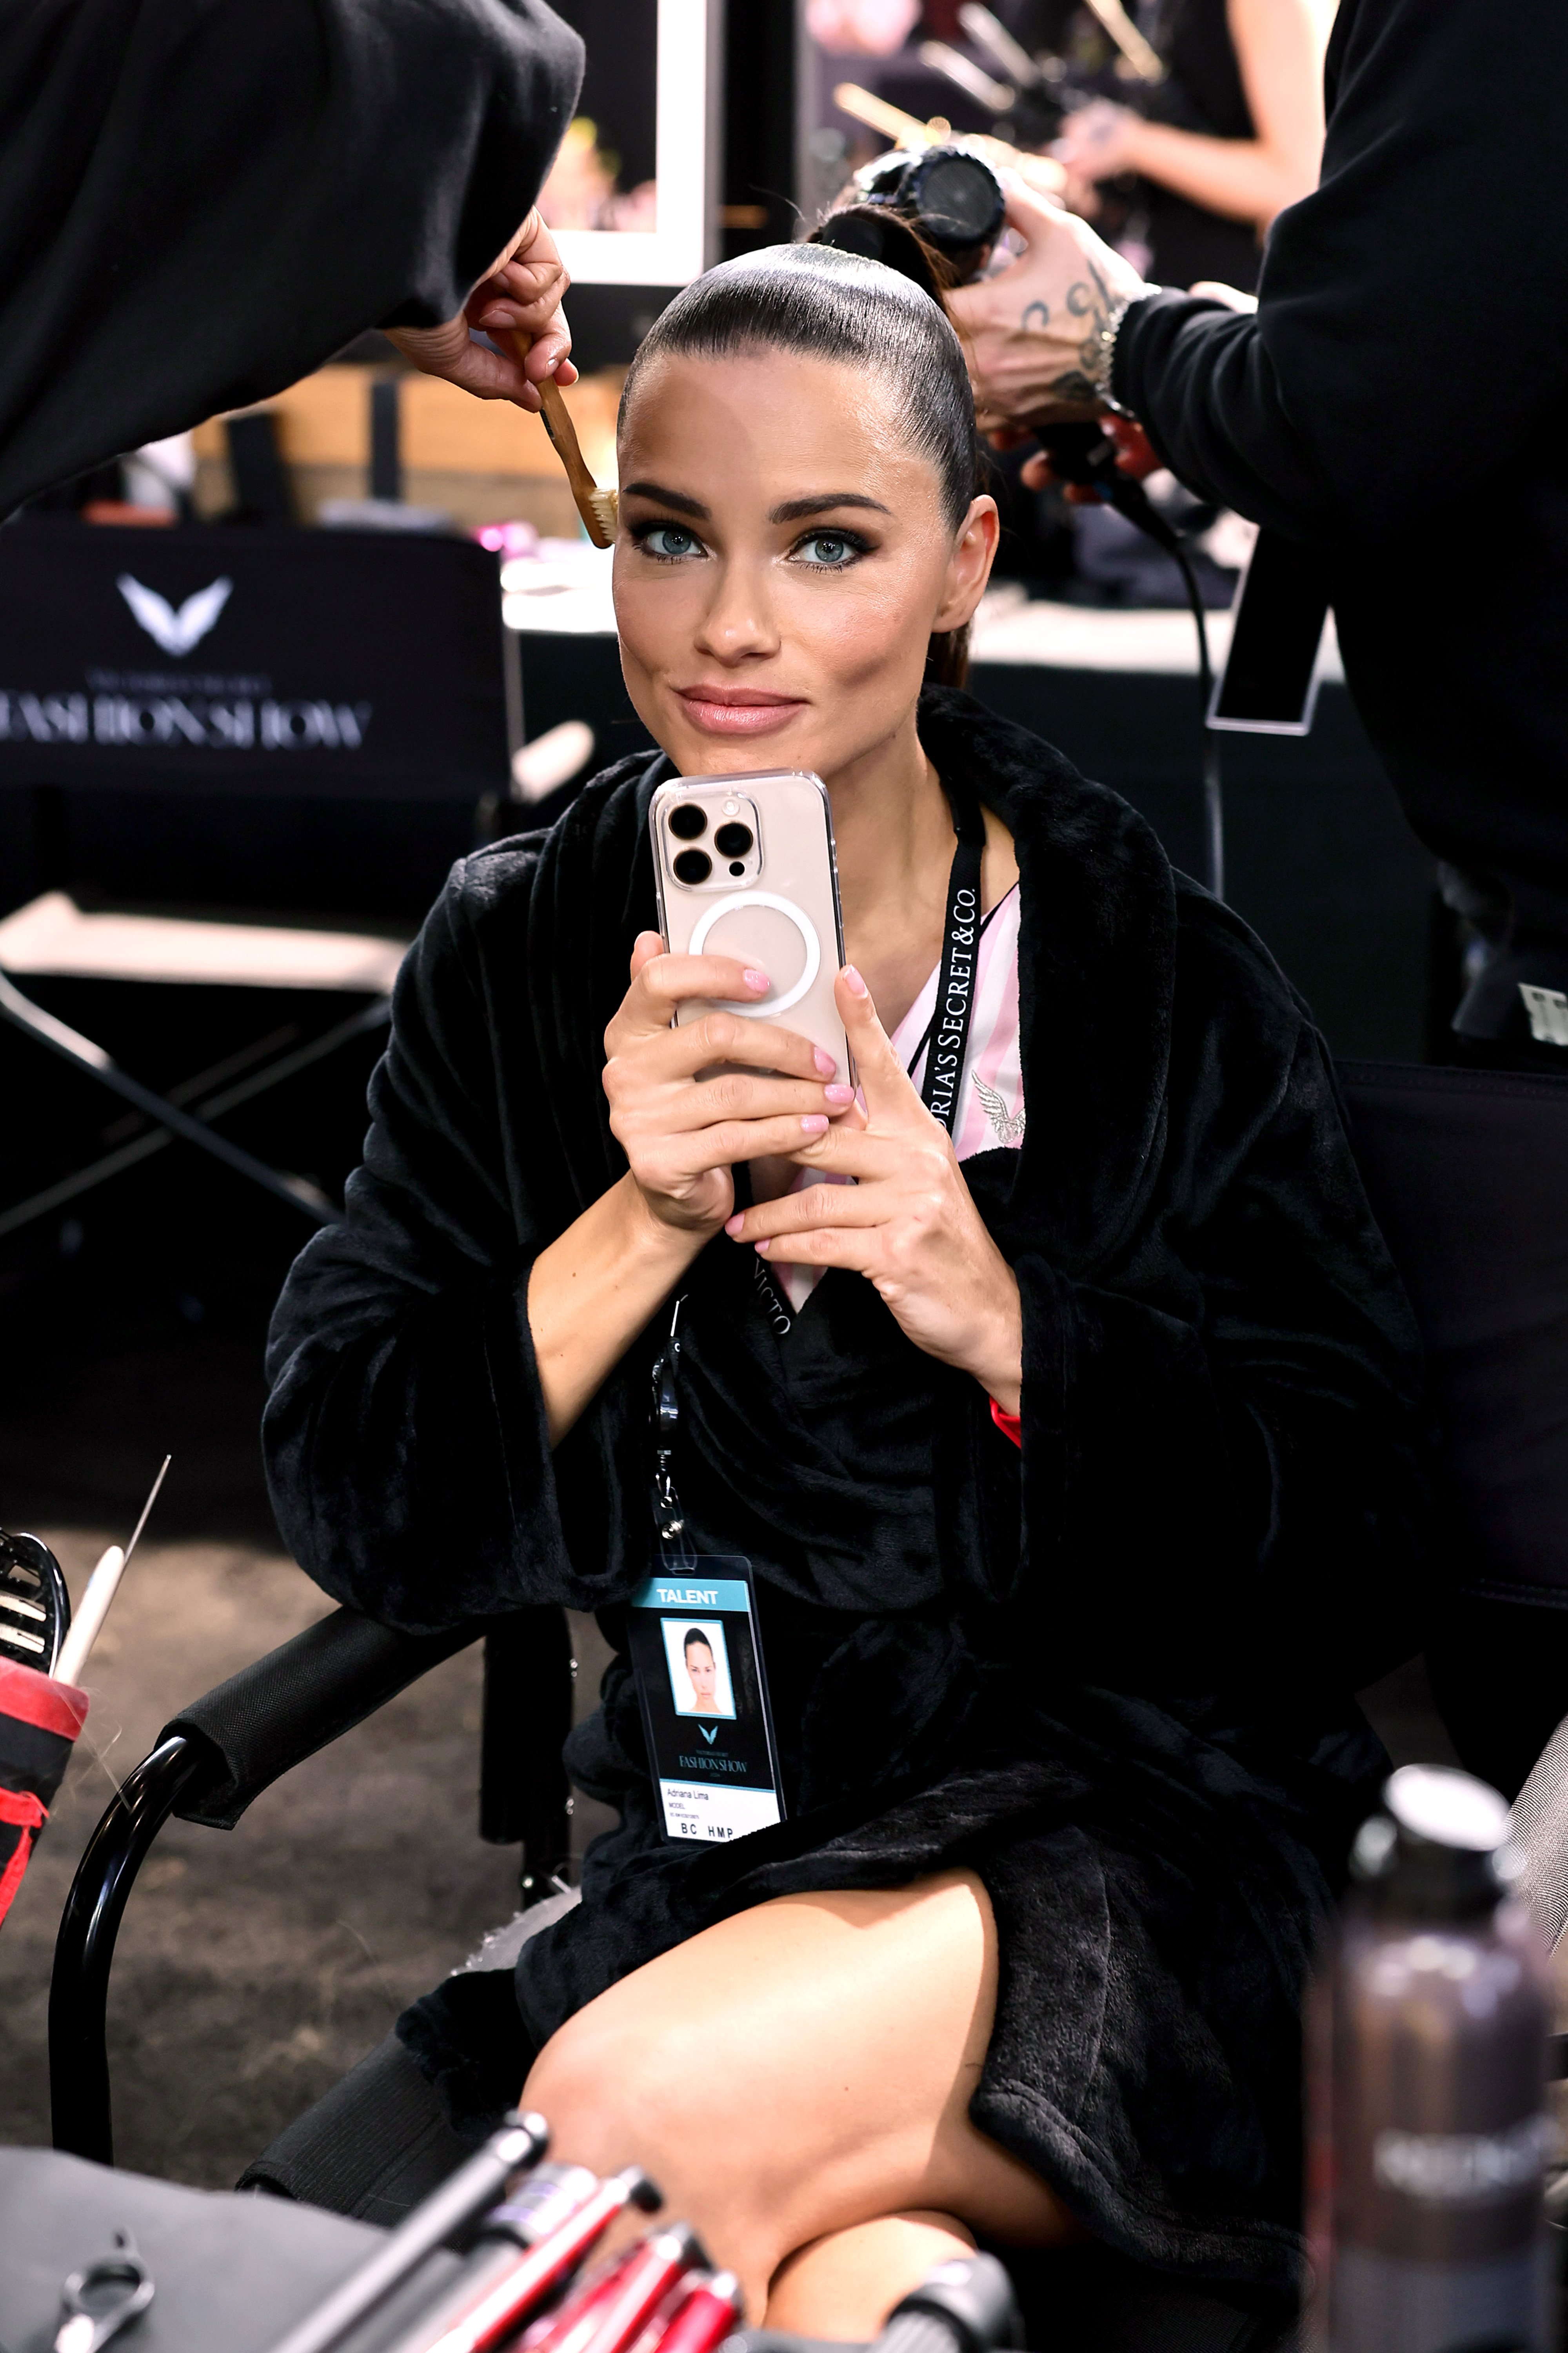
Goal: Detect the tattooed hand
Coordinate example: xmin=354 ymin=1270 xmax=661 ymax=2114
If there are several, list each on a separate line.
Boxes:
xmin=946 ymin=174 xmax=1151 ymax=435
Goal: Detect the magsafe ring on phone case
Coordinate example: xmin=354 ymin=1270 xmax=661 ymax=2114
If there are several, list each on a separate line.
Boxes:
xmin=687 ymin=890 xmax=822 ymax=1016
xmin=650 ymin=768 xmax=851 ymax=1084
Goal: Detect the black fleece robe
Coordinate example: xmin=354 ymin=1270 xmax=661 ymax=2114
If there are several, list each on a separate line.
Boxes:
xmin=264 ymin=689 xmax=1428 ymax=2298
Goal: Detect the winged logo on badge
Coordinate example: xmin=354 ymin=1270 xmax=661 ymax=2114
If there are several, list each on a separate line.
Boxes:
xmin=973 ymin=1074 xmax=1025 ymax=1147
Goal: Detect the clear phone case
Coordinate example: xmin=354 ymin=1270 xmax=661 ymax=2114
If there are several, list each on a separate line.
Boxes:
xmin=649 ymin=769 xmax=852 ymax=1083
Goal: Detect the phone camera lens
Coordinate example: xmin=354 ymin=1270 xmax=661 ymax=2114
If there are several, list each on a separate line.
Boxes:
xmin=669 ymin=804 xmax=707 ymax=840
xmin=713 ymin=822 xmax=753 ymax=858
xmin=673 ymin=848 xmax=712 ymax=885
xmin=729 ymin=861 xmax=745 ymax=876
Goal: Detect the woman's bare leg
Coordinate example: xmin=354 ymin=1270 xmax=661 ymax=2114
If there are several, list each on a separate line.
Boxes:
xmin=765 ymin=2214 xmax=977 ymax=2338
xmin=522 ymin=1870 xmax=1076 ymax=2335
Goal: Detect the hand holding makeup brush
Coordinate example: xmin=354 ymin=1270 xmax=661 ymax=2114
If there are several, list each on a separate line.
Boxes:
xmin=387 ymin=207 xmax=577 ymax=411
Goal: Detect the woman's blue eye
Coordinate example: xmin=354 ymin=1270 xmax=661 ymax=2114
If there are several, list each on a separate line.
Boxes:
xmin=642 ymin=524 xmax=702 ymax=558
xmin=795 ymin=531 xmax=860 ymax=567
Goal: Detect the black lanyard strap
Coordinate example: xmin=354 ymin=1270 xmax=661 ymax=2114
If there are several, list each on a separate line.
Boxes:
xmin=650 ymin=1295 xmax=692 ymax=1562
xmin=920 ymin=784 xmax=987 ymax=1134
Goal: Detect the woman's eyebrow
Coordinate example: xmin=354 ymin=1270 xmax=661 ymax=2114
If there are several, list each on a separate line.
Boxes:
xmin=769 ymin=493 xmax=892 ymax=522
xmin=620 ymin=480 xmax=710 ymax=518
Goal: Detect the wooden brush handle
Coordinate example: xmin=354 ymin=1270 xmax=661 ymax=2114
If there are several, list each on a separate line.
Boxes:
xmin=505 ymin=330 xmax=607 ymax=536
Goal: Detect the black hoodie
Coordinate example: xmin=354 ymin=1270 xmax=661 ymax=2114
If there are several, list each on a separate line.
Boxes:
xmin=1116 ymin=0 xmax=1568 ymax=925
xmin=0 ymin=0 xmax=583 ymax=515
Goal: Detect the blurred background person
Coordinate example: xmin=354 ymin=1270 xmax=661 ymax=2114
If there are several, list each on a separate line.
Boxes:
xmin=1052 ymin=0 xmax=1333 ymax=290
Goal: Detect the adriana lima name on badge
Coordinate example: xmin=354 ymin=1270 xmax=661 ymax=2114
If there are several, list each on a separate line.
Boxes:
xmin=627 ymin=1564 xmax=785 ymax=1845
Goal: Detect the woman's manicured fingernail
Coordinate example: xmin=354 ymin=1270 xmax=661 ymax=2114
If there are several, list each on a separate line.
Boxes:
xmin=755 ymin=1238 xmax=771 ymax=1256
xmin=724 ymin=1214 xmax=744 ymax=1236
xmin=813 ymin=1047 xmax=836 ymax=1076
xmin=801 ymin=1114 xmax=829 ymax=1133
xmin=744 ymin=969 xmax=770 ymax=993
xmin=825 ymin=1083 xmax=855 ymax=1104
xmin=841 ymin=965 xmax=868 ymax=997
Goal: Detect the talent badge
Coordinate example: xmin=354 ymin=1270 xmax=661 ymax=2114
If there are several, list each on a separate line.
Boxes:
xmin=627 ymin=1563 xmax=784 ymax=1845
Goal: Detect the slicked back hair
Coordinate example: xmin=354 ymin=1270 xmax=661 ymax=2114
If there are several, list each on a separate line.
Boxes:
xmin=617 ymin=241 xmax=981 ymax=686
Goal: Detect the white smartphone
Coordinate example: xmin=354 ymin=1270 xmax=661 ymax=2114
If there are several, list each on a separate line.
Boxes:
xmin=648 ymin=768 xmax=852 ymax=1083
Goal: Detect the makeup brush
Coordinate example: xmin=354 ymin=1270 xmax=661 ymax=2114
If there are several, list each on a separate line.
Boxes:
xmin=55 ymin=1454 xmax=170 ymax=1687
xmin=505 ymin=331 xmax=618 ymax=549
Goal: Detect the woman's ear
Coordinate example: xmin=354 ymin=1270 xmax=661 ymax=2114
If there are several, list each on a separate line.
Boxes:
xmin=932 ymin=495 xmax=1000 ymax=635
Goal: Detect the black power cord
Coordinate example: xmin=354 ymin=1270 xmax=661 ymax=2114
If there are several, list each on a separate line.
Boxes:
xmin=1036 ymin=423 xmax=1223 ymax=901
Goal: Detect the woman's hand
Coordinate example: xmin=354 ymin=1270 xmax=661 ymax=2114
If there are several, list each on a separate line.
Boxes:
xmin=385 ymin=208 xmax=578 ymax=409
xmin=722 ymin=967 xmax=1023 ymax=1413
xmin=1052 ymin=100 xmax=1145 ymax=188
xmin=603 ymin=931 xmax=854 ymax=1238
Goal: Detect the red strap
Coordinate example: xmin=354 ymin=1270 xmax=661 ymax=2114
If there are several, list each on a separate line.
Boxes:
xmin=0 ymin=1656 xmax=88 ymax=1738
xmin=989 ymin=1398 xmax=1022 ymax=1449
xmin=0 ymin=1787 xmax=47 ymax=1928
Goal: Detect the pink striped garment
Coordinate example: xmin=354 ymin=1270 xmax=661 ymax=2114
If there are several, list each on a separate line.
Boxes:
xmin=775 ymin=885 xmax=1024 ymax=1315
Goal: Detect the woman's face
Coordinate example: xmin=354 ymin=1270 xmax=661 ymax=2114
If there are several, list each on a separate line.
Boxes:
xmin=685 ymin=1640 xmax=718 ymax=1710
xmin=613 ymin=349 xmax=997 ymax=786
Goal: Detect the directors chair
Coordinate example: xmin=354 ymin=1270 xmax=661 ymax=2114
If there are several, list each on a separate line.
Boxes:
xmin=0 ymin=892 xmax=401 ymax=1243
xmin=41 ymin=1061 xmax=1568 ymax=2353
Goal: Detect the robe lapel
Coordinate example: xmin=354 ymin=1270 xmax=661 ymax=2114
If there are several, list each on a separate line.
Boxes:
xmin=916 ymin=688 xmax=1177 ymax=1275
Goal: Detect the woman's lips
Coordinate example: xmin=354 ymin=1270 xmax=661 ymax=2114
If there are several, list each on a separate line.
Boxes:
xmin=675 ymin=686 xmax=806 ymax=736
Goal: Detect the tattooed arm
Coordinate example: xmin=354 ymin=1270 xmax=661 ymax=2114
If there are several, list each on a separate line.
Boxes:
xmin=947 ymin=179 xmax=1151 ymax=434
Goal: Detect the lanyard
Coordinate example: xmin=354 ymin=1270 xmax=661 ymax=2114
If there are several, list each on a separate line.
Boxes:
xmin=657 ymin=785 xmax=988 ymax=1367
xmin=919 ymin=784 xmax=987 ymax=1135
xmin=650 ymin=1296 xmax=692 ymax=1565
xmin=638 ymin=1295 xmax=785 ymax=1840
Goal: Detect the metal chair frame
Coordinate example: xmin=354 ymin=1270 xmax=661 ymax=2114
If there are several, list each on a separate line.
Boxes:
xmin=48 ymin=1603 xmax=574 ymax=2167
xmin=0 ymin=963 xmax=391 ymax=1235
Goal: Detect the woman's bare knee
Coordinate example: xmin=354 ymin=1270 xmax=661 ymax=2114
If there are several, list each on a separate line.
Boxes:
xmin=526 ymin=2003 xmax=700 ymax=2179
xmin=519 ymin=1871 xmax=1071 ymax=2316
xmin=765 ymin=2212 xmax=977 ymax=2338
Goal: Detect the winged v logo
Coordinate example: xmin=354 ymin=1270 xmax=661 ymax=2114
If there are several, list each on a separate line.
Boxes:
xmin=699 ymin=1725 xmax=718 ymax=1744
xmin=972 ymin=1073 xmax=1026 ymax=1147
xmin=117 ymin=574 xmax=234 ymax=657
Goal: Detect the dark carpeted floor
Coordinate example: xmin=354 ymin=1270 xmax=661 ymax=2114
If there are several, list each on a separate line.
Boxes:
xmin=0 ymin=1280 xmax=614 ymax=2189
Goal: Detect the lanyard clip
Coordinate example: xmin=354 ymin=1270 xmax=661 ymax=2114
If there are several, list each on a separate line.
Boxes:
xmin=649 ymin=1296 xmax=692 ymax=1564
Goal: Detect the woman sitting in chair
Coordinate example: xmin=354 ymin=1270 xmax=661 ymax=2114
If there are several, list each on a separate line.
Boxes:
xmin=264 ymin=238 xmax=1426 ymax=2338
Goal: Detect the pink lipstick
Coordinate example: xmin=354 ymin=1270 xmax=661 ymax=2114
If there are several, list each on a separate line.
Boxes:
xmin=674 ymin=685 xmax=805 ymax=736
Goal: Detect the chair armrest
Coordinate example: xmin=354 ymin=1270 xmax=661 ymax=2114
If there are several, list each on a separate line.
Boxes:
xmin=164 ymin=1607 xmax=478 ymax=1829
xmin=51 ymin=1606 xmax=480 ymax=2164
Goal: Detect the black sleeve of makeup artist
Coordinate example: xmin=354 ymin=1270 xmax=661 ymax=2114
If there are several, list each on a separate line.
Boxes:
xmin=1111 ymin=0 xmax=1568 ymax=546
xmin=0 ymin=0 xmax=583 ymax=515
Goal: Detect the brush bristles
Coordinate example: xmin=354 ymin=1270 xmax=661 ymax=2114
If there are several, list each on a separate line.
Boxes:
xmin=587 ymin=486 xmax=619 ymax=546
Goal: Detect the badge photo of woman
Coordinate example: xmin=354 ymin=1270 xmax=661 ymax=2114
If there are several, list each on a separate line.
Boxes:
xmin=683 ymin=1628 xmax=717 ymax=1715
xmin=669 ymin=1622 xmax=732 ymax=1719
xmin=264 ymin=237 xmax=1428 ymax=2339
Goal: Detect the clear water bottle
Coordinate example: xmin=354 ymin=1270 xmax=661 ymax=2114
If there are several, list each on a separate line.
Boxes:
xmin=1308 ymin=1765 xmax=1553 ymax=2353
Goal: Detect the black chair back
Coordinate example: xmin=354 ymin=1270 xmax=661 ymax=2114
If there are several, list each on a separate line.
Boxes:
xmin=1339 ymin=1061 xmax=1568 ymax=1789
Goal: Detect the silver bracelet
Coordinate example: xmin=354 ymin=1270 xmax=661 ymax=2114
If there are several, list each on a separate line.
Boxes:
xmin=1087 ymin=289 xmax=1155 ymax=416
